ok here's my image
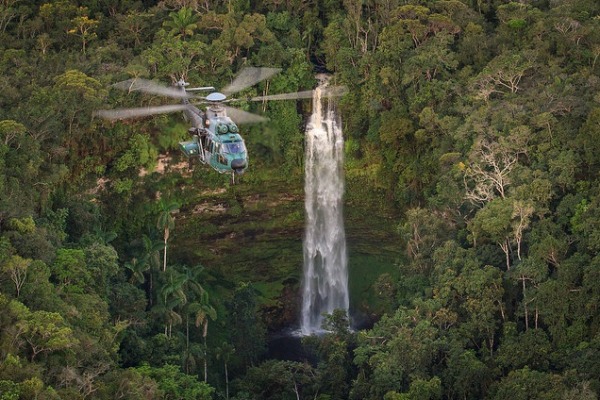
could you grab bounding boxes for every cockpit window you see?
[223,141,246,154]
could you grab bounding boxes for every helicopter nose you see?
[231,159,246,170]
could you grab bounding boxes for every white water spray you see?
[300,80,348,335]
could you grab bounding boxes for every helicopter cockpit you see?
[223,141,246,154]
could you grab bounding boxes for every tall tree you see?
[163,7,199,39]
[156,200,179,272]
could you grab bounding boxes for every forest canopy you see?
[1,0,600,399]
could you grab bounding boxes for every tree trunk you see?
[225,361,229,400]
[500,239,511,270]
[185,314,190,373]
[293,379,300,400]
[163,227,169,271]
[522,276,529,330]
[203,321,208,382]
[163,242,167,271]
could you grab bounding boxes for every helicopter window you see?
[223,141,246,154]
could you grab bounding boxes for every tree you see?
[111,368,160,400]
[125,257,149,286]
[472,52,533,100]
[116,10,154,47]
[399,207,453,275]
[51,248,90,294]
[15,307,78,361]
[136,364,214,400]
[490,367,565,400]
[511,200,534,261]
[495,322,552,372]
[468,198,514,270]
[156,200,179,272]
[1,255,30,298]
[0,0,21,34]
[215,342,235,400]
[84,242,120,298]
[509,258,548,331]
[309,310,355,400]
[384,377,442,400]
[51,69,106,150]
[352,307,440,399]
[0,120,26,147]
[163,7,199,39]
[139,234,164,305]
[442,348,489,400]
[68,9,99,54]
[464,135,525,205]
[191,291,216,382]
[141,29,208,80]
[178,265,215,379]
[240,359,319,400]
[156,269,187,337]
[228,282,266,368]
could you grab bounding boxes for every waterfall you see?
[300,80,348,335]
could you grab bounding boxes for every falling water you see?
[300,80,348,335]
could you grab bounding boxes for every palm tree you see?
[126,234,164,307]
[194,291,217,382]
[215,342,235,400]
[163,7,198,39]
[152,297,184,338]
[157,269,187,337]
[124,257,147,285]
[181,264,205,298]
[141,234,164,305]
[156,200,179,272]
[180,265,206,353]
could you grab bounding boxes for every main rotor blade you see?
[113,78,191,99]
[319,85,349,98]
[250,90,314,101]
[249,86,348,102]
[94,104,190,120]
[186,86,216,92]
[222,67,281,96]
[223,105,268,124]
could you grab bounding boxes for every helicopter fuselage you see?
[176,83,248,177]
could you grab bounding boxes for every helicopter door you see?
[199,136,209,163]
[215,144,227,166]
[207,139,214,159]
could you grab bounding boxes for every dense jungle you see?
[1,0,600,399]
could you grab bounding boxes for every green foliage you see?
[384,376,442,400]
[489,367,566,400]
[239,359,319,400]
[163,7,199,40]
[114,133,158,172]
[136,363,214,400]
[1,0,600,399]
[227,282,267,369]
[51,248,89,294]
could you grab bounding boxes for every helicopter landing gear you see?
[231,169,245,185]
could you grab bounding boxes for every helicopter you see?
[95,67,345,184]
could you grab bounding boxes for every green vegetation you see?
[1,0,600,398]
